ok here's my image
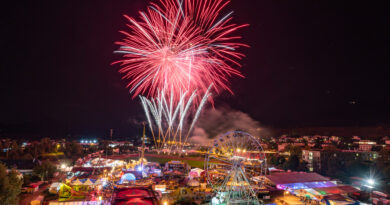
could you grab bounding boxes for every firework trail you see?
[140,86,212,152]
[114,0,248,152]
[113,0,248,104]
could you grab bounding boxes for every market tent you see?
[189,171,199,178]
[94,178,102,185]
[173,170,183,175]
[71,179,83,185]
[322,194,357,205]
[49,182,62,193]
[189,168,204,178]
[83,178,95,186]
[187,179,200,187]
[116,198,155,205]
[119,173,136,184]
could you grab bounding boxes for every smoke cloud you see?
[189,106,271,145]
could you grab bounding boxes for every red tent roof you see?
[115,198,155,205]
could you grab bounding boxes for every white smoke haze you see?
[188,106,271,146]
[188,127,214,146]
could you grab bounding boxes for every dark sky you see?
[0,0,389,138]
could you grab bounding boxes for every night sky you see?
[1,0,389,138]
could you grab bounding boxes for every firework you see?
[113,0,248,103]
[140,87,212,152]
[113,0,248,152]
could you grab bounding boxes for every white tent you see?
[94,178,102,185]
[49,182,61,193]
[71,179,83,185]
[189,168,204,178]
[83,178,94,186]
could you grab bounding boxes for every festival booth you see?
[189,168,204,178]
[164,161,189,174]
[49,182,62,194]
[118,173,136,184]
[187,179,200,187]
[71,179,83,186]
[265,172,337,192]
[70,178,97,192]
[321,194,358,205]
[83,178,95,186]
[113,187,159,205]
[145,162,162,177]
[49,201,105,205]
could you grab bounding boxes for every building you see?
[302,149,379,173]
[277,143,305,152]
[355,140,376,151]
[302,150,321,172]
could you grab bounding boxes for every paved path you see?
[19,173,66,205]
[19,183,49,205]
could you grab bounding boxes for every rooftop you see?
[266,172,330,185]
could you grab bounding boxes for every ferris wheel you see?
[205,131,267,205]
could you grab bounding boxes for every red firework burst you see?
[113,0,248,102]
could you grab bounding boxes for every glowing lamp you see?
[367,178,375,185]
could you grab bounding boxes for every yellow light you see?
[243,149,246,153]
[236,148,241,153]
[98,196,102,201]
[163,201,168,205]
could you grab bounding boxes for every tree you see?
[297,160,308,172]
[283,155,300,171]
[378,148,390,166]
[40,138,54,153]
[382,165,390,180]
[314,138,323,149]
[33,161,57,181]
[0,163,23,205]
[21,153,34,160]
[65,141,83,162]
[8,141,21,160]
[288,146,302,156]
[269,154,286,168]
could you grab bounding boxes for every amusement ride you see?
[205,131,267,205]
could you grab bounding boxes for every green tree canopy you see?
[33,160,57,181]
[0,163,23,205]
